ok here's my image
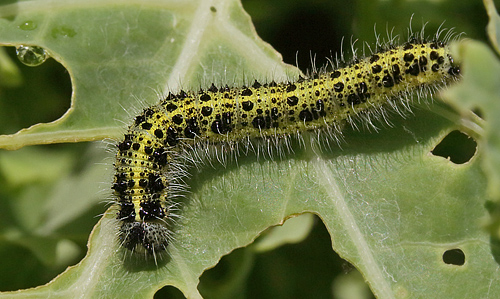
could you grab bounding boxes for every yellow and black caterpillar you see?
[111,34,460,257]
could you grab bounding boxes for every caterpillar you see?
[111,29,461,259]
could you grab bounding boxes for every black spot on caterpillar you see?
[111,29,461,259]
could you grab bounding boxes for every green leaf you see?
[484,0,500,54]
[0,0,298,149]
[0,0,498,298]
[441,40,500,199]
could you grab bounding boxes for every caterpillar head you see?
[119,221,170,256]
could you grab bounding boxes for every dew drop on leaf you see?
[18,21,37,31]
[15,45,49,66]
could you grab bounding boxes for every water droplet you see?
[51,26,76,39]
[16,45,49,66]
[18,21,37,31]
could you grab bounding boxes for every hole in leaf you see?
[191,216,375,298]
[154,285,185,299]
[431,130,477,164]
[442,248,466,266]
[0,46,71,135]
[471,107,483,119]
